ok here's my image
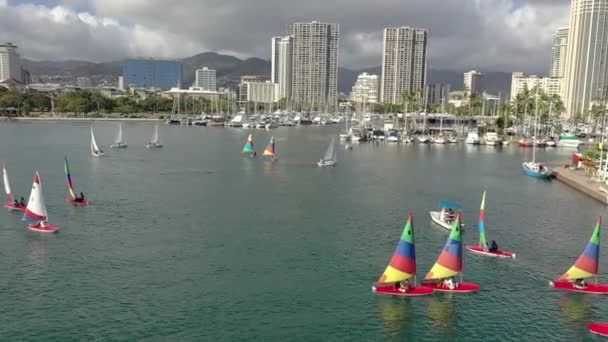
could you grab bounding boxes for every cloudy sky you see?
[0,0,570,72]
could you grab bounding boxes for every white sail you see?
[115,124,123,144]
[91,127,101,155]
[3,163,13,200]
[24,172,47,221]
[323,137,335,161]
[151,124,160,144]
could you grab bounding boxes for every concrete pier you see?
[554,167,608,205]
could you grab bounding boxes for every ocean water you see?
[0,121,605,341]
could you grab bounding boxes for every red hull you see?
[550,280,608,294]
[66,197,89,206]
[4,201,25,211]
[421,282,480,293]
[465,245,515,259]
[372,285,434,296]
[27,223,59,233]
[519,141,533,148]
[589,323,608,336]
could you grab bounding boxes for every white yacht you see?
[465,132,480,145]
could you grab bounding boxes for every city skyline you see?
[0,0,570,73]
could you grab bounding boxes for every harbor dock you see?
[554,167,608,205]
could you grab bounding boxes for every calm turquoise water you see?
[0,122,605,341]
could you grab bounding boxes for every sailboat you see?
[90,127,104,157]
[109,123,128,148]
[522,95,552,179]
[146,124,163,148]
[372,213,434,296]
[549,217,608,293]
[422,213,480,292]
[465,191,515,258]
[589,322,608,337]
[3,163,25,211]
[23,172,59,233]
[242,134,256,157]
[317,137,337,167]
[263,136,278,161]
[64,157,88,206]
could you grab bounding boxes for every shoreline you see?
[3,116,162,122]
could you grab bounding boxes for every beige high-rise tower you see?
[562,0,608,118]
[380,27,428,105]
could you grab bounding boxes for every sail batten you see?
[378,213,417,284]
[559,217,601,280]
[425,213,463,280]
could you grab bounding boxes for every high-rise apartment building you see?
[425,83,451,105]
[122,58,184,90]
[289,21,339,109]
[551,27,569,78]
[271,37,282,84]
[380,27,428,104]
[510,72,562,101]
[0,43,22,82]
[195,67,216,91]
[274,36,293,101]
[349,73,379,103]
[562,0,608,118]
[463,70,483,97]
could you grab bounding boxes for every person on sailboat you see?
[272,154,279,162]
[76,192,85,202]
[574,278,587,289]
[13,198,19,207]
[443,277,456,290]
[19,197,25,206]
[489,240,499,252]
[250,151,257,158]
[396,280,410,293]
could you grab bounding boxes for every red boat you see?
[23,172,60,233]
[421,282,480,293]
[66,197,89,206]
[27,222,59,233]
[4,201,25,211]
[589,323,608,336]
[373,284,434,296]
[465,191,515,259]
[519,139,533,148]
[64,157,90,206]
[465,246,515,259]
[3,163,25,211]
[549,280,608,294]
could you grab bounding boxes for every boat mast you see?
[532,93,539,164]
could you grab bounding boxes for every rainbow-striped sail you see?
[559,217,601,280]
[242,134,254,153]
[263,136,276,156]
[478,191,488,249]
[64,157,76,200]
[425,213,463,280]
[378,213,417,284]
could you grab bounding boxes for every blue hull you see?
[522,167,553,179]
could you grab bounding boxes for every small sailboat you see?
[429,201,465,230]
[146,124,163,148]
[372,213,434,296]
[522,95,552,179]
[242,134,256,157]
[465,191,515,258]
[3,162,25,211]
[589,322,608,336]
[549,217,608,293]
[23,172,59,233]
[91,127,104,157]
[263,136,278,161]
[64,157,89,206]
[109,123,128,148]
[317,137,337,167]
[422,213,480,292]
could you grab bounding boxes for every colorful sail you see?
[559,217,601,280]
[263,136,276,156]
[3,162,14,201]
[425,213,463,280]
[23,172,48,222]
[378,213,416,283]
[242,134,254,153]
[478,191,487,248]
[64,157,76,199]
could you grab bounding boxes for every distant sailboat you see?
[64,157,89,206]
[263,136,278,161]
[242,134,256,157]
[110,123,128,148]
[3,162,25,211]
[91,127,104,157]
[318,137,337,167]
[23,172,59,233]
[146,124,163,148]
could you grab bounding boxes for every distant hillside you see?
[22,52,512,95]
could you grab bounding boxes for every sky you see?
[0,0,571,73]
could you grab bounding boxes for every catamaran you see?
[465,191,515,258]
[3,162,25,211]
[109,123,128,148]
[91,127,104,157]
[429,201,465,230]
[263,136,278,161]
[372,213,434,296]
[549,217,608,294]
[318,137,337,167]
[146,124,163,148]
[242,134,256,157]
[422,213,480,292]
[64,157,88,206]
[23,172,59,233]
[522,95,552,179]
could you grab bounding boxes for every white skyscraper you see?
[380,27,428,105]
[562,0,608,118]
[195,67,216,91]
[510,72,562,101]
[463,70,483,97]
[0,43,22,82]
[350,73,379,103]
[271,37,282,84]
[289,21,339,109]
[276,36,293,101]
[550,27,569,78]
